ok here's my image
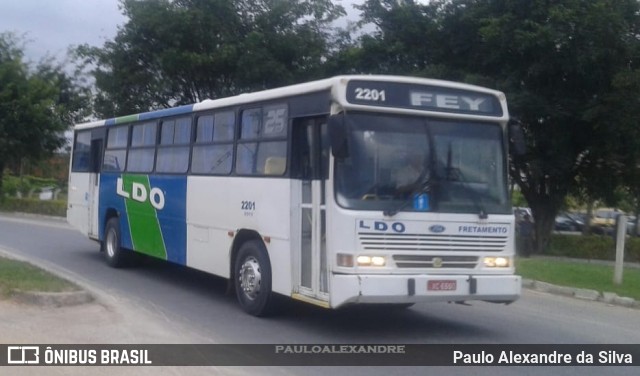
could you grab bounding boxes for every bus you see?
[67,75,521,316]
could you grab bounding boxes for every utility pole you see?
[613,215,626,285]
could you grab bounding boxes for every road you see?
[0,213,638,375]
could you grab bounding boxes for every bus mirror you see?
[328,114,349,159]
[509,120,526,157]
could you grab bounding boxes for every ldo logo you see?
[8,346,40,364]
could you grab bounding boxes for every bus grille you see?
[392,255,478,269]
[358,232,507,252]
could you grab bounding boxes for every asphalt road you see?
[0,213,638,375]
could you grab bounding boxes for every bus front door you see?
[294,117,329,303]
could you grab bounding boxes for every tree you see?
[595,68,640,233]
[330,0,445,76]
[482,0,640,250]
[350,0,640,252]
[76,0,345,118]
[0,33,89,198]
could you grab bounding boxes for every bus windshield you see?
[334,113,510,215]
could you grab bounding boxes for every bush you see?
[547,234,640,263]
[2,176,30,197]
[0,198,66,217]
[2,174,61,198]
[624,238,640,263]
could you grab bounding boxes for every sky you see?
[0,0,127,64]
[0,0,372,65]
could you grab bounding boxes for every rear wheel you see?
[102,217,128,268]
[234,240,274,316]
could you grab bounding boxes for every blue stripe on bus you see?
[139,105,195,121]
[98,174,133,249]
[149,175,188,265]
[98,173,188,265]
[104,104,195,126]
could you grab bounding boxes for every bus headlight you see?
[371,256,386,266]
[337,254,387,267]
[356,255,386,267]
[483,257,510,268]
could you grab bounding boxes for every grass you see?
[0,256,79,298]
[516,257,640,301]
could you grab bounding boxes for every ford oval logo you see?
[429,225,446,233]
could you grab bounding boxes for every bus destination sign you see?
[345,80,503,117]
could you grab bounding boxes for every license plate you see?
[428,280,457,291]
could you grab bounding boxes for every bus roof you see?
[73,75,507,130]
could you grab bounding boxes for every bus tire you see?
[102,217,128,268]
[234,240,274,316]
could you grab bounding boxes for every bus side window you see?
[192,112,234,175]
[128,122,156,173]
[236,105,288,176]
[157,117,190,173]
[103,126,129,172]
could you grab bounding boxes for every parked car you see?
[554,212,584,232]
[627,216,637,236]
[589,208,622,234]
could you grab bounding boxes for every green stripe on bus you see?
[115,114,139,124]
[122,175,167,259]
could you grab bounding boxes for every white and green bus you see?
[68,75,521,316]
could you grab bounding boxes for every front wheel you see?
[102,217,128,268]
[234,240,274,316]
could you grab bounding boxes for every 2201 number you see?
[241,201,256,211]
[354,88,386,102]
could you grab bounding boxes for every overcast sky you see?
[0,0,373,65]
[0,0,126,63]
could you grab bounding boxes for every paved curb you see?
[523,278,639,309]
[11,289,94,307]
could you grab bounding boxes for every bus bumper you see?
[330,274,521,308]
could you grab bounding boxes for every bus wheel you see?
[234,240,273,316]
[102,217,127,268]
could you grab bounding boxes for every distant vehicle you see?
[554,212,584,232]
[626,216,637,236]
[590,208,623,235]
